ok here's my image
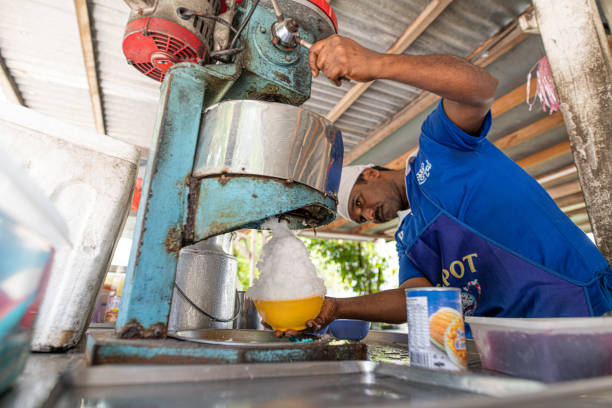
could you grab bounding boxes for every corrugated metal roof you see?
[0,0,160,148]
[0,0,94,129]
[0,0,532,152]
[302,0,532,150]
[89,0,160,148]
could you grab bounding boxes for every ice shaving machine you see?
[113,0,343,341]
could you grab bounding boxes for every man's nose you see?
[363,207,375,221]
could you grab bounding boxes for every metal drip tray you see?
[170,329,330,347]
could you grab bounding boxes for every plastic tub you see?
[466,316,612,382]
[0,103,139,351]
[329,319,370,341]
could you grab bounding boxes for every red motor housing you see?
[122,0,221,82]
[123,17,207,82]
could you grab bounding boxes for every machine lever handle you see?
[297,37,349,84]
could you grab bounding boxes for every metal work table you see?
[2,331,612,408]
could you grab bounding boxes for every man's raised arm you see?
[308,35,498,135]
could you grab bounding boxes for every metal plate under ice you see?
[170,329,331,347]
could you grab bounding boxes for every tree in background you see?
[303,238,396,295]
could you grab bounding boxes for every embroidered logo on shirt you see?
[462,279,482,317]
[416,160,432,185]
[397,231,404,241]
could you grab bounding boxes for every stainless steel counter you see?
[3,331,612,408]
[0,352,85,408]
[50,360,543,408]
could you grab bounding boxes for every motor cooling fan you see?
[122,0,223,82]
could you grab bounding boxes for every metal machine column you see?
[117,67,206,338]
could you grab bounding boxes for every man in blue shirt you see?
[273,35,612,337]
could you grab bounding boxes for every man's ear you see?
[361,168,380,181]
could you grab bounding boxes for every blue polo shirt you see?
[395,101,611,317]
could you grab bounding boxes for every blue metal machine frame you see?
[91,0,343,363]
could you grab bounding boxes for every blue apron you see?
[399,163,612,319]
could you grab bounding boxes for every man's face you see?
[347,168,404,224]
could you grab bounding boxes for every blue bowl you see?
[329,319,370,341]
[312,325,329,336]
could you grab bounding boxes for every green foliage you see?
[235,255,251,291]
[232,231,266,291]
[303,238,392,295]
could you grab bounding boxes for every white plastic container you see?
[467,316,612,382]
[0,103,139,351]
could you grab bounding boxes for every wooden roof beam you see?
[325,0,453,123]
[343,7,532,165]
[577,221,592,234]
[515,140,570,169]
[560,201,586,214]
[0,52,25,106]
[555,192,585,209]
[491,80,537,118]
[536,164,577,188]
[493,112,563,151]
[74,0,106,134]
[565,207,588,218]
[547,180,582,200]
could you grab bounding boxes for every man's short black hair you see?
[355,166,392,184]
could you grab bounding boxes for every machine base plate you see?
[86,329,366,365]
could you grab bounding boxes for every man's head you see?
[337,165,408,224]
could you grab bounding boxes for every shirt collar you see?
[397,209,411,223]
[399,150,417,222]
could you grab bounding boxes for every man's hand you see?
[266,297,339,338]
[308,35,384,86]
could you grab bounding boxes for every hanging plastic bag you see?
[526,56,560,114]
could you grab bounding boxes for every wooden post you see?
[533,0,612,263]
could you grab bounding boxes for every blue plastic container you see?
[329,319,370,341]
[0,152,69,393]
